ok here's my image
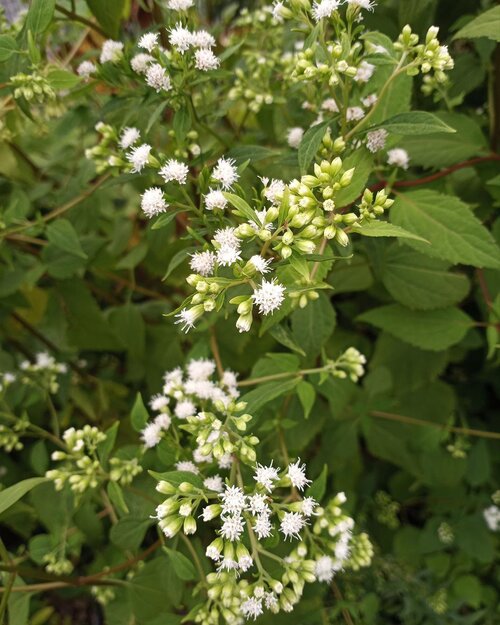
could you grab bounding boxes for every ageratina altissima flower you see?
[77,61,96,80]
[287,127,304,149]
[100,40,124,64]
[141,187,168,218]
[212,157,239,190]
[387,148,410,170]
[160,159,189,184]
[119,127,140,150]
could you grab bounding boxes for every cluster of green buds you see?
[228,53,282,113]
[85,122,122,174]
[437,521,454,545]
[42,551,74,575]
[167,128,201,160]
[428,588,448,615]
[355,188,394,222]
[19,352,68,394]
[395,25,454,86]
[10,70,55,103]
[288,43,358,87]
[374,491,400,530]
[0,414,28,452]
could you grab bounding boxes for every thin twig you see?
[209,327,224,377]
[331,580,355,625]
[54,4,106,37]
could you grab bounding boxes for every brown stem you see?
[331,580,355,625]
[54,4,106,37]
[209,327,224,377]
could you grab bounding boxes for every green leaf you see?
[454,6,500,42]
[46,219,87,259]
[307,465,328,501]
[0,35,18,62]
[130,393,149,432]
[240,378,300,414]
[47,68,81,90]
[374,111,455,135]
[163,547,197,581]
[269,324,306,357]
[116,241,148,270]
[455,515,495,563]
[223,192,258,223]
[107,481,129,515]
[86,0,126,38]
[381,246,470,310]
[452,575,483,608]
[358,304,472,351]
[128,558,175,621]
[110,516,151,550]
[173,107,191,143]
[354,220,429,242]
[391,190,500,269]
[148,470,204,490]
[97,422,119,465]
[227,145,280,164]
[0,478,48,517]
[298,120,331,173]
[25,0,55,35]
[151,209,184,230]
[291,292,336,358]
[297,380,316,419]
[335,149,373,207]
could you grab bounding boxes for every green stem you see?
[237,366,328,387]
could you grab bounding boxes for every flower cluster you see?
[19,351,68,394]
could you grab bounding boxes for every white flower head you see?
[190,250,216,276]
[354,60,375,83]
[212,157,239,189]
[347,0,376,10]
[192,30,216,49]
[346,106,365,121]
[220,485,246,515]
[150,393,169,412]
[154,413,172,430]
[241,597,263,620]
[218,453,233,469]
[484,505,500,531]
[262,178,285,204]
[141,187,167,218]
[138,32,159,53]
[160,159,189,184]
[169,23,194,53]
[175,460,199,474]
[366,128,387,153]
[100,40,124,64]
[312,0,340,21]
[301,496,319,517]
[287,126,304,149]
[146,63,172,92]
[362,93,378,108]
[119,126,140,150]
[315,555,335,582]
[167,0,194,9]
[187,359,216,381]
[141,422,162,448]
[174,399,196,419]
[204,475,224,492]
[322,98,339,113]
[247,493,270,516]
[249,255,272,274]
[254,462,280,492]
[175,306,204,332]
[280,511,306,540]
[127,143,152,172]
[220,514,244,541]
[77,61,96,80]
[253,513,273,539]
[287,459,312,491]
[387,148,410,170]
[204,189,228,211]
[252,279,285,315]
[272,1,286,22]
[131,53,154,74]
[195,48,220,71]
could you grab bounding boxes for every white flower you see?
[287,459,312,491]
[301,496,318,517]
[346,106,365,121]
[220,514,244,541]
[241,597,263,620]
[195,48,220,71]
[146,63,171,92]
[264,593,278,610]
[315,556,335,582]
[141,422,162,448]
[119,126,140,149]
[187,358,215,381]
[169,23,194,53]
[150,393,169,412]
[190,250,216,276]
[238,554,253,572]
[220,485,246,515]
[192,30,216,48]
[175,306,204,332]
[194,446,212,464]
[154,413,172,430]
[175,460,199,474]
[100,40,124,64]
[141,187,167,218]
[213,227,241,267]
[138,32,159,52]
[160,159,189,184]
[362,93,378,107]
[204,189,227,211]
[216,241,240,267]
[335,538,351,561]
[280,512,306,540]
[167,0,194,9]
[247,493,270,516]
[236,316,252,333]
[262,178,285,204]
[218,453,233,469]
[484,505,500,531]
[254,462,280,492]
[214,226,239,248]
[252,279,285,315]
[354,60,375,83]
[346,0,376,9]
[77,61,96,80]
[131,53,154,74]
[366,128,387,153]
[206,543,222,560]
[212,157,239,189]
[253,513,273,540]
[174,399,196,419]
[272,1,286,22]
[287,127,304,149]
[321,98,339,113]
[127,143,152,172]
[249,255,272,274]
[312,0,340,21]
[204,475,224,492]
[387,148,410,170]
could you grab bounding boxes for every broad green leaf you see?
[354,220,429,242]
[152,208,184,230]
[130,392,149,432]
[452,575,483,608]
[307,465,328,501]
[97,422,119,465]
[374,111,455,135]
[455,515,495,563]
[107,481,129,515]
[358,304,472,351]
[335,149,373,207]
[402,113,487,168]
[291,293,336,358]
[46,219,87,259]
[173,107,191,143]
[110,516,151,551]
[381,246,470,310]
[454,6,500,42]
[116,241,148,270]
[297,380,316,419]
[148,470,204,490]
[86,0,126,38]
[391,190,500,269]
[47,68,81,90]
[163,547,197,581]
[223,192,258,223]
[128,558,175,621]
[0,35,17,61]
[0,478,48,517]
[240,379,300,415]
[26,0,55,35]
[298,119,331,173]
[269,324,306,357]
[328,255,373,293]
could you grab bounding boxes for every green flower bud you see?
[183,516,197,535]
